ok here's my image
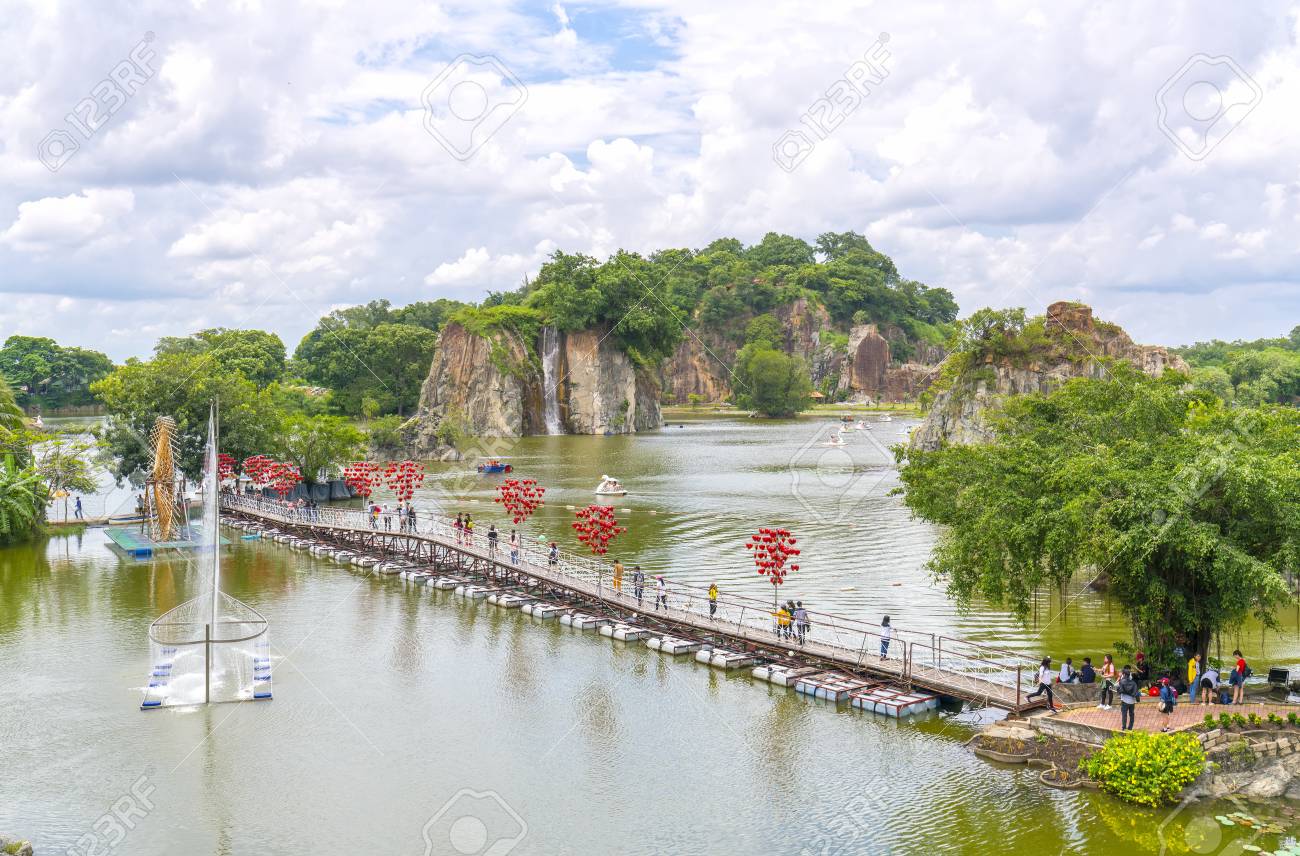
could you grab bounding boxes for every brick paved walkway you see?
[1058,701,1299,734]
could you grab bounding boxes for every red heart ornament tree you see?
[745,527,801,607]
[495,478,545,525]
[383,460,425,502]
[572,505,626,555]
[242,455,275,489]
[266,461,302,499]
[343,461,381,499]
[216,453,237,485]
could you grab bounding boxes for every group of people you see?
[608,559,667,609]
[368,501,419,532]
[771,601,814,645]
[1026,649,1252,732]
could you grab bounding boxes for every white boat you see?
[879,415,893,422]
[854,420,868,431]
[825,432,847,447]
[595,475,628,496]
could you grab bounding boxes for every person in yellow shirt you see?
[777,605,792,640]
[612,559,624,593]
[708,583,718,619]
[1188,652,1201,692]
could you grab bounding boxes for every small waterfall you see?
[541,326,563,434]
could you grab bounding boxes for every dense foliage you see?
[896,366,1300,663]
[154,328,287,388]
[273,413,365,484]
[1079,732,1205,807]
[293,299,454,416]
[0,335,113,409]
[1178,326,1300,405]
[0,376,47,543]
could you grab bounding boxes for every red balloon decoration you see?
[216,453,237,485]
[242,455,275,489]
[266,461,303,499]
[383,460,426,502]
[495,478,545,525]
[745,527,801,603]
[343,461,381,499]
[572,505,626,555]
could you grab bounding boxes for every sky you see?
[0,0,1297,361]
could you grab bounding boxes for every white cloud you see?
[1,188,134,251]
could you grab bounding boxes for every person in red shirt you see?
[1231,649,1247,704]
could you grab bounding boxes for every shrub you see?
[1233,714,1247,727]
[1248,713,1261,726]
[1288,712,1298,726]
[1219,713,1233,729]
[1203,714,1217,729]
[1079,732,1206,808]
[1268,713,1283,725]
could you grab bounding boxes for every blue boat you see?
[476,458,513,474]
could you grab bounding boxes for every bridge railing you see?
[221,495,1029,702]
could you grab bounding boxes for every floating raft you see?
[522,602,566,619]
[560,613,610,631]
[105,525,230,557]
[696,648,759,670]
[487,593,531,609]
[454,584,496,600]
[431,577,465,590]
[599,623,651,641]
[647,636,706,655]
[849,686,940,717]
[794,672,874,702]
[752,665,821,687]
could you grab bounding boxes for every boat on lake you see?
[476,458,513,474]
[595,475,627,496]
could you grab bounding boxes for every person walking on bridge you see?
[487,524,499,558]
[407,505,417,533]
[1025,657,1060,713]
[632,566,645,605]
[879,616,893,661]
[509,529,519,565]
[793,601,808,644]
[612,559,624,593]
[655,575,667,611]
[708,583,718,619]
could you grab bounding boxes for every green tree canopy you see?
[273,413,364,484]
[0,335,114,407]
[91,352,279,480]
[154,328,287,387]
[294,322,438,416]
[734,347,812,417]
[896,366,1300,665]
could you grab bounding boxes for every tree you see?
[895,366,1300,667]
[0,454,46,544]
[35,436,100,521]
[294,322,438,416]
[0,335,113,407]
[0,376,24,433]
[734,347,812,417]
[273,413,365,484]
[154,328,286,387]
[91,352,279,480]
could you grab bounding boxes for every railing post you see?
[937,637,942,670]
[931,633,936,666]
[1016,665,1022,713]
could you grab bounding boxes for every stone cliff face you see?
[910,302,1190,451]
[408,322,661,453]
[658,299,944,404]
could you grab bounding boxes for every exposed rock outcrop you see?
[911,302,1190,450]
[408,322,661,453]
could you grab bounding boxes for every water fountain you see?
[140,404,271,709]
[540,326,563,435]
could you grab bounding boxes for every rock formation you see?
[911,301,1190,450]
[407,322,661,454]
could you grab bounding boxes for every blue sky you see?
[1,1,1298,360]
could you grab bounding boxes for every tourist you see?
[797,601,811,643]
[408,505,417,532]
[453,513,464,544]
[1079,657,1096,684]
[1098,654,1117,710]
[1158,677,1177,732]
[1059,657,1079,683]
[612,558,624,593]
[398,504,407,532]
[1231,649,1248,704]
[74,496,83,520]
[383,504,392,531]
[1200,662,1220,705]
[464,515,475,546]
[1116,666,1139,730]
[1187,652,1201,693]
[1135,651,1151,686]
[548,542,559,566]
[655,575,667,611]
[1026,657,1060,713]
[509,529,519,565]
[776,603,792,639]
[708,582,718,618]
[369,504,378,529]
[487,524,498,558]
[879,615,892,660]
[632,565,644,605]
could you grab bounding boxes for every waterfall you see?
[541,326,563,434]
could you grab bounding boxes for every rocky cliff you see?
[659,299,945,404]
[910,301,1189,450]
[408,322,661,454]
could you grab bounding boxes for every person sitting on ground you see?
[1134,651,1151,687]
[1199,663,1220,705]
[1059,657,1079,684]
[1079,657,1096,684]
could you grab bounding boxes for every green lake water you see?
[5,413,1300,854]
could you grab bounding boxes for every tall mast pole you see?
[210,399,221,628]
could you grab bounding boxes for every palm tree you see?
[0,454,46,543]
[0,376,23,433]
